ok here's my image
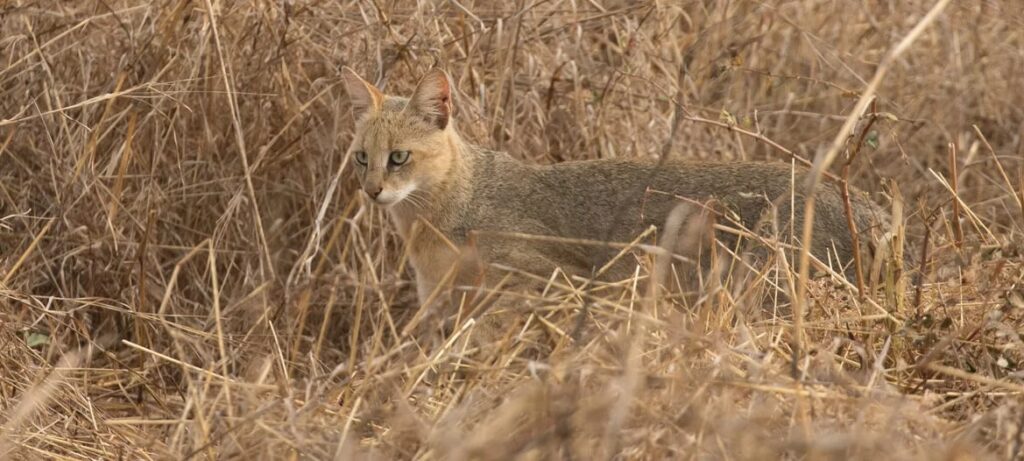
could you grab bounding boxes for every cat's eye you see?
[389,150,410,165]
[354,150,368,166]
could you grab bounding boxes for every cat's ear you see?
[341,67,384,120]
[406,68,453,130]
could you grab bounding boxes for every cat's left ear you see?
[406,68,453,130]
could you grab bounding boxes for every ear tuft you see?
[407,68,454,130]
[341,67,383,120]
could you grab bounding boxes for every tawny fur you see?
[342,68,889,306]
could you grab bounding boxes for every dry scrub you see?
[2,1,1023,459]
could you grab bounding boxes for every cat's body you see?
[341,68,889,306]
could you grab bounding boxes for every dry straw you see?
[2,1,1023,459]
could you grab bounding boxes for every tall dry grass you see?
[2,0,1023,459]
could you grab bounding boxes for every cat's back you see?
[472,154,882,241]
[467,155,797,236]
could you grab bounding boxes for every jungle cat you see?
[341,67,890,306]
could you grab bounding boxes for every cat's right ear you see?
[341,67,383,120]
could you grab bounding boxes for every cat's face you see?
[343,68,454,209]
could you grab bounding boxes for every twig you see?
[913,205,935,314]
[948,142,964,249]
[1,219,54,286]
[840,99,878,299]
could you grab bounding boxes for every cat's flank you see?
[341,67,889,306]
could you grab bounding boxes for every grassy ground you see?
[2,1,1023,459]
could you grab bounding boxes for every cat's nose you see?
[366,185,383,199]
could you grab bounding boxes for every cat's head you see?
[342,67,457,208]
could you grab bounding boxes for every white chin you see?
[373,186,415,207]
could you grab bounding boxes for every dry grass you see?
[2,1,1024,459]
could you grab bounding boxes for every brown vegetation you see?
[2,1,1023,459]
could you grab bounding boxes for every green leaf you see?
[866,130,880,150]
[26,332,49,348]
[719,108,737,127]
